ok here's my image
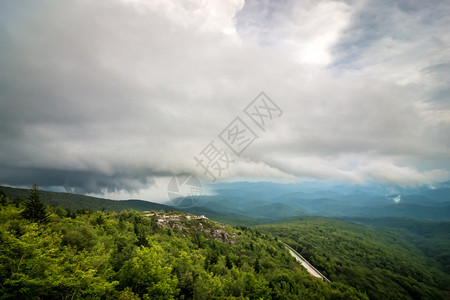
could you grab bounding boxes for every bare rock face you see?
[147,212,236,244]
[212,229,237,244]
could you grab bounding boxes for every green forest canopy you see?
[1,185,449,299]
[0,186,364,299]
[256,216,450,300]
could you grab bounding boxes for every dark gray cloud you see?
[0,166,157,194]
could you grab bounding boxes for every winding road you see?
[284,243,331,283]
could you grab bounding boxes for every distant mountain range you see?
[0,185,260,225]
[196,181,450,222]
[2,180,449,224]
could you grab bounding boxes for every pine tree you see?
[12,196,24,208]
[22,184,49,223]
[0,188,9,206]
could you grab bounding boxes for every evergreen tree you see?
[12,196,24,208]
[22,184,49,223]
[0,188,9,206]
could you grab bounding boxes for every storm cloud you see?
[0,0,449,199]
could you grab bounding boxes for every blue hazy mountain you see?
[3,181,448,223]
[198,181,450,221]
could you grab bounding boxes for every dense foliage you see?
[0,188,365,299]
[257,216,450,300]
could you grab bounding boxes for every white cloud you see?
[236,0,354,65]
[122,0,245,35]
[361,160,449,185]
[0,0,449,201]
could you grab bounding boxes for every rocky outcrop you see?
[145,212,236,244]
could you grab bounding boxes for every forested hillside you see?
[0,187,364,299]
[2,186,449,299]
[0,186,261,226]
[0,185,175,213]
[257,217,450,300]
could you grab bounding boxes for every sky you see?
[0,0,449,202]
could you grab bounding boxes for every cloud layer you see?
[0,0,449,199]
